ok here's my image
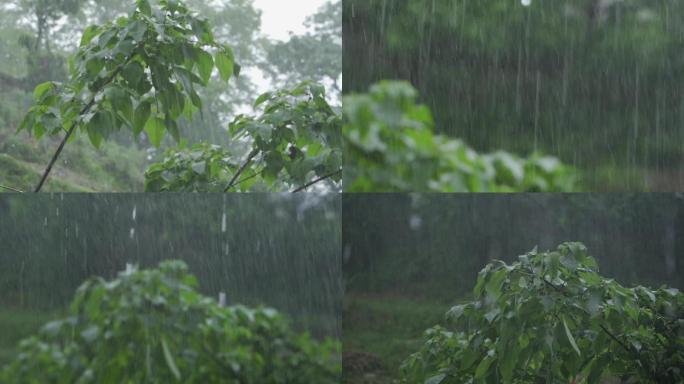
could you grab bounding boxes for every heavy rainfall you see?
[0,193,342,381]
[343,194,684,383]
[0,0,341,193]
[343,0,684,192]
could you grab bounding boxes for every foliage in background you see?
[401,243,684,383]
[145,81,342,192]
[0,0,341,192]
[261,0,341,97]
[0,194,341,338]
[0,260,340,383]
[17,0,239,190]
[343,0,684,191]
[343,81,576,192]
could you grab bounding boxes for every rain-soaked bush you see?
[144,82,342,192]
[343,81,577,192]
[401,242,684,383]
[0,260,340,383]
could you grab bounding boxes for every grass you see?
[0,307,64,366]
[0,130,147,192]
[342,292,452,384]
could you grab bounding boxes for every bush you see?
[144,82,342,192]
[343,81,577,192]
[401,242,684,383]
[1,260,340,383]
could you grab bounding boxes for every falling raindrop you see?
[132,205,137,221]
[521,0,531,6]
[129,227,135,239]
[221,212,227,233]
[409,214,423,230]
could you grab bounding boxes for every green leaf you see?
[88,128,103,149]
[122,61,145,90]
[80,25,100,47]
[474,354,494,380]
[215,48,234,82]
[85,111,113,149]
[145,117,166,148]
[33,82,53,101]
[161,336,181,381]
[191,161,206,175]
[425,374,446,384]
[86,58,106,77]
[563,317,581,357]
[195,49,213,85]
[137,0,152,16]
[165,116,180,143]
[105,86,133,123]
[133,101,151,136]
[254,92,271,107]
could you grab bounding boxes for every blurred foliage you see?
[1,260,341,383]
[19,0,238,151]
[343,0,684,190]
[145,82,342,192]
[402,243,684,383]
[0,0,340,192]
[0,193,341,337]
[343,194,684,299]
[343,81,576,192]
[261,1,341,97]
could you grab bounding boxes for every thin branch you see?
[34,51,138,192]
[233,170,262,187]
[0,184,24,193]
[223,148,258,192]
[598,324,631,354]
[291,169,342,193]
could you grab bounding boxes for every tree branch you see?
[223,148,259,192]
[291,169,341,193]
[598,324,631,354]
[34,52,137,192]
[0,184,24,193]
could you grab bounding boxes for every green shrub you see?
[144,82,342,192]
[401,242,684,383]
[343,81,577,192]
[1,260,340,383]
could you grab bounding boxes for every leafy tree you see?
[0,260,341,383]
[144,81,342,192]
[401,242,684,383]
[260,0,341,97]
[0,0,86,91]
[344,81,576,192]
[17,0,239,191]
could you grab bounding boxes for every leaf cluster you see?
[401,242,684,384]
[0,260,340,383]
[18,0,238,148]
[343,81,577,192]
[145,81,342,192]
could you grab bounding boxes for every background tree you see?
[343,0,684,191]
[260,0,341,98]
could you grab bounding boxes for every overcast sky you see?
[247,0,333,96]
[252,0,328,41]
